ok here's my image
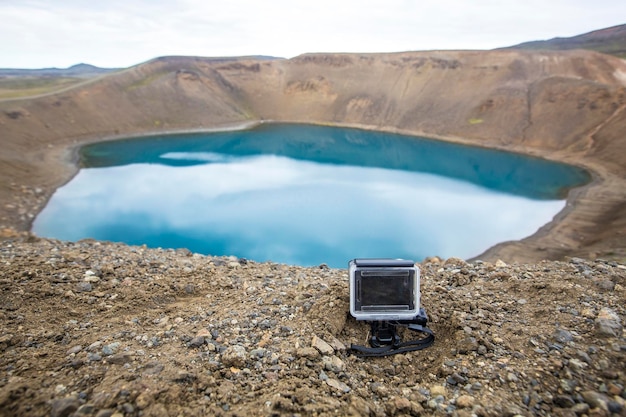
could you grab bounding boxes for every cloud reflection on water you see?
[33,154,564,266]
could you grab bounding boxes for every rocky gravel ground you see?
[0,236,624,417]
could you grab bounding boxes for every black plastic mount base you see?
[350,308,434,357]
[368,307,429,348]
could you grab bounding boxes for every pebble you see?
[106,353,133,365]
[322,355,345,372]
[554,395,575,408]
[311,335,334,355]
[188,336,205,348]
[457,337,479,353]
[326,378,350,393]
[392,396,412,412]
[296,347,319,359]
[595,307,622,337]
[456,394,475,408]
[66,345,82,355]
[221,345,247,368]
[75,282,93,292]
[582,390,610,409]
[553,329,574,343]
[50,397,79,417]
[571,403,590,415]
[102,342,120,356]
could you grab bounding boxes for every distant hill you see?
[0,63,120,78]
[0,63,122,100]
[505,24,626,58]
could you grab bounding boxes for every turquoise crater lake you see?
[33,124,590,267]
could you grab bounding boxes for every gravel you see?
[0,237,624,416]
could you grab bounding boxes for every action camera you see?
[348,258,434,356]
[349,258,420,321]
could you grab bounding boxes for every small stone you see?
[560,379,577,393]
[66,345,82,355]
[492,336,504,344]
[554,395,576,408]
[312,335,334,355]
[50,397,80,417]
[322,355,345,373]
[568,358,586,372]
[87,353,102,362]
[326,378,350,393]
[595,308,622,337]
[392,396,412,411]
[106,353,133,365]
[195,328,212,339]
[430,385,446,397]
[503,403,524,416]
[221,345,247,368]
[84,275,100,283]
[102,342,120,356]
[596,280,615,291]
[554,329,574,343]
[76,404,96,415]
[582,391,609,410]
[495,259,507,268]
[571,403,590,415]
[447,373,467,385]
[188,336,205,348]
[458,337,479,354]
[296,347,319,359]
[155,316,170,327]
[141,362,164,375]
[76,282,93,293]
[135,392,153,410]
[602,370,619,379]
[350,396,372,416]
[249,348,267,359]
[327,335,347,352]
[456,394,475,408]
[607,382,623,396]
[608,400,623,414]
[576,350,592,363]
[506,372,518,383]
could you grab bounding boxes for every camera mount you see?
[348,259,435,357]
[350,308,435,357]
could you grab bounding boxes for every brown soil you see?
[0,237,624,417]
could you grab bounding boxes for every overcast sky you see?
[2,0,624,69]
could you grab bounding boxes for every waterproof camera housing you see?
[349,258,420,321]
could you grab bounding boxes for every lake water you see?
[33,124,591,267]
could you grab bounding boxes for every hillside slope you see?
[0,238,624,417]
[0,50,625,262]
[505,24,626,59]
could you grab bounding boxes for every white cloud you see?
[1,0,625,68]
